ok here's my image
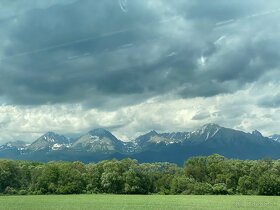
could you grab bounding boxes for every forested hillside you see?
[1,154,280,196]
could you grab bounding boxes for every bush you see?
[258,172,280,195]
[237,175,257,195]
[4,187,17,195]
[181,182,213,195]
[19,190,28,195]
[212,183,228,195]
[171,176,195,194]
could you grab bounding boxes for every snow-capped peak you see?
[195,123,221,140]
[27,131,71,151]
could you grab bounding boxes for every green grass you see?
[0,195,280,210]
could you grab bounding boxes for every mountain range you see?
[1,123,280,165]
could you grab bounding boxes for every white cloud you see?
[1,82,280,143]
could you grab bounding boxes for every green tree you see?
[237,175,257,195]
[258,171,280,195]
[0,160,20,193]
[184,156,207,182]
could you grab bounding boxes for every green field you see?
[0,195,280,210]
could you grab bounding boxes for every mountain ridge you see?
[1,123,280,165]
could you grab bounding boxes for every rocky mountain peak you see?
[88,128,113,138]
[252,130,263,138]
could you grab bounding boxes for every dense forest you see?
[1,154,280,196]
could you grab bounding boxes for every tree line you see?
[1,154,280,195]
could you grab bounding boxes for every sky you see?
[0,0,280,142]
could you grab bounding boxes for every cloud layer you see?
[0,0,280,142]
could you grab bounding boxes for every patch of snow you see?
[206,132,210,140]
[211,128,220,137]
[52,144,63,150]
[89,135,101,143]
[269,135,280,142]
[48,138,55,143]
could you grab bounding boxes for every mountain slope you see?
[27,132,71,151]
[269,134,280,142]
[72,128,124,153]
[0,140,28,151]
[1,124,280,165]
[128,124,280,164]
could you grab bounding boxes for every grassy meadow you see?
[0,195,280,210]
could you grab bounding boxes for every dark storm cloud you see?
[258,94,280,108]
[0,0,280,108]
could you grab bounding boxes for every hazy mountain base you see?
[1,144,279,166]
